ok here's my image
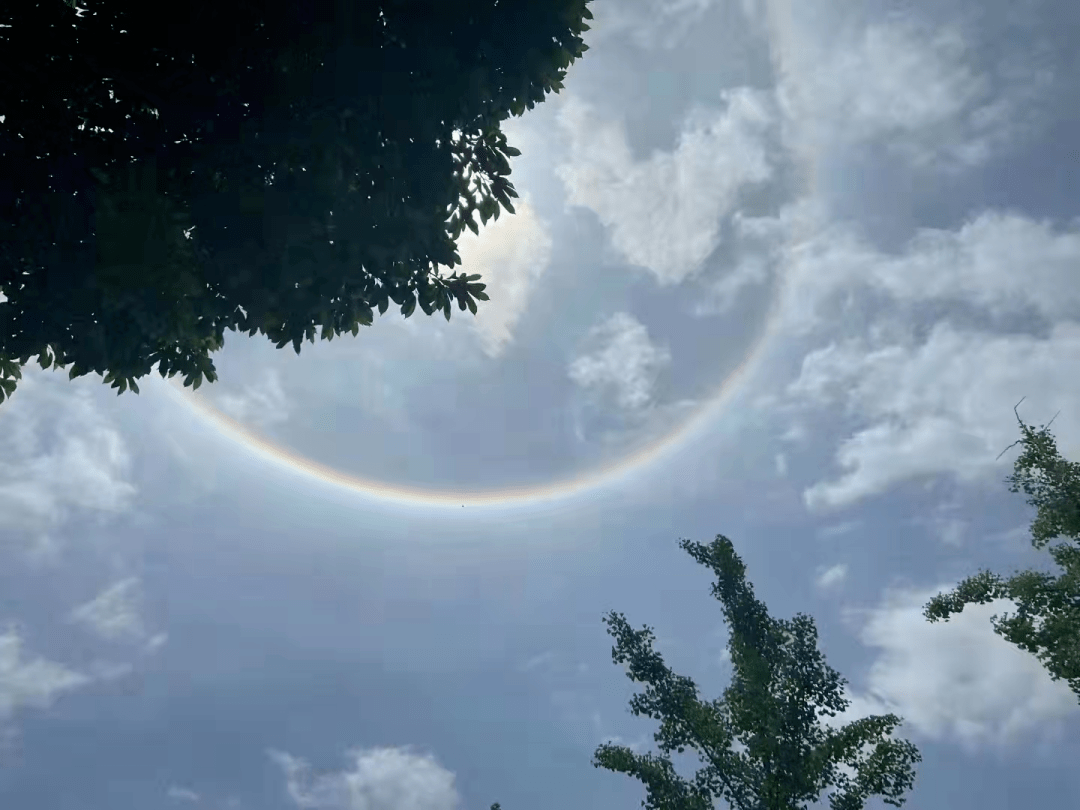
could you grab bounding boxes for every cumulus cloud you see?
[814,563,848,591]
[776,13,1050,169]
[692,206,808,317]
[695,254,771,316]
[864,212,1080,322]
[568,312,672,412]
[0,628,91,721]
[0,375,136,561]
[765,204,1080,511]
[789,321,1080,511]
[452,194,553,358]
[269,747,460,810]
[68,577,162,650]
[555,88,774,285]
[838,585,1078,754]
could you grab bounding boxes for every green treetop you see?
[924,399,1080,700]
[593,535,922,810]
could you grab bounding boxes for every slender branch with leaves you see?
[924,399,1080,699]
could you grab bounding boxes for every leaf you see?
[466,214,479,235]
[479,197,498,226]
[466,295,477,315]
[502,145,521,158]
[129,378,140,394]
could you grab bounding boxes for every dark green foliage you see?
[594,536,921,810]
[924,399,1080,699]
[0,0,594,401]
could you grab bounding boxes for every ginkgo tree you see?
[592,535,922,810]
[924,399,1080,700]
[0,0,594,402]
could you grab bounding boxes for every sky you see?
[1,0,1080,808]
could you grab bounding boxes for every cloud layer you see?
[556,88,774,285]
[270,747,461,810]
[841,586,1078,754]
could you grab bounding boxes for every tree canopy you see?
[924,399,1080,700]
[593,535,922,810]
[0,0,593,402]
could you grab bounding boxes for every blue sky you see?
[2,0,1080,808]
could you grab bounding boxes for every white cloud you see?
[68,577,167,656]
[68,577,146,643]
[815,563,848,591]
[867,212,1080,322]
[788,321,1080,511]
[916,502,969,548]
[695,254,771,316]
[761,203,1080,511]
[568,312,672,412]
[692,205,812,317]
[85,660,134,681]
[452,194,553,358]
[269,747,460,810]
[768,209,1080,339]
[0,376,136,560]
[774,452,788,477]
[0,629,91,720]
[932,517,968,548]
[214,367,291,429]
[144,632,169,654]
[840,585,1078,754]
[776,14,1049,169]
[167,786,201,803]
[556,88,773,285]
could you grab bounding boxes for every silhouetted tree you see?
[0,0,593,401]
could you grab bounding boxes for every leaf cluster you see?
[593,535,921,810]
[0,0,594,402]
[924,399,1080,699]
